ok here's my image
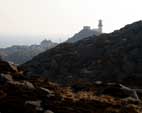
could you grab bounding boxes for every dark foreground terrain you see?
[0,60,142,113]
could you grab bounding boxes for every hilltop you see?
[67,20,102,43]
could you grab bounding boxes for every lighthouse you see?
[98,19,103,33]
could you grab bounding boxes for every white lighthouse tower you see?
[98,19,103,33]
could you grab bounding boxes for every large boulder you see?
[0,60,23,78]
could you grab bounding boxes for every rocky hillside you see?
[0,60,142,113]
[21,21,142,85]
[0,40,57,64]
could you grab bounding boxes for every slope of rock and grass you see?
[22,21,142,86]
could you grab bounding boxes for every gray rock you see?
[44,110,54,113]
[25,100,43,111]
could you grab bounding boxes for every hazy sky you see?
[0,0,142,47]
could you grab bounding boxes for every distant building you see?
[40,39,52,48]
[83,26,91,30]
[67,20,103,43]
[40,39,57,49]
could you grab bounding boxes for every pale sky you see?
[0,0,142,47]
